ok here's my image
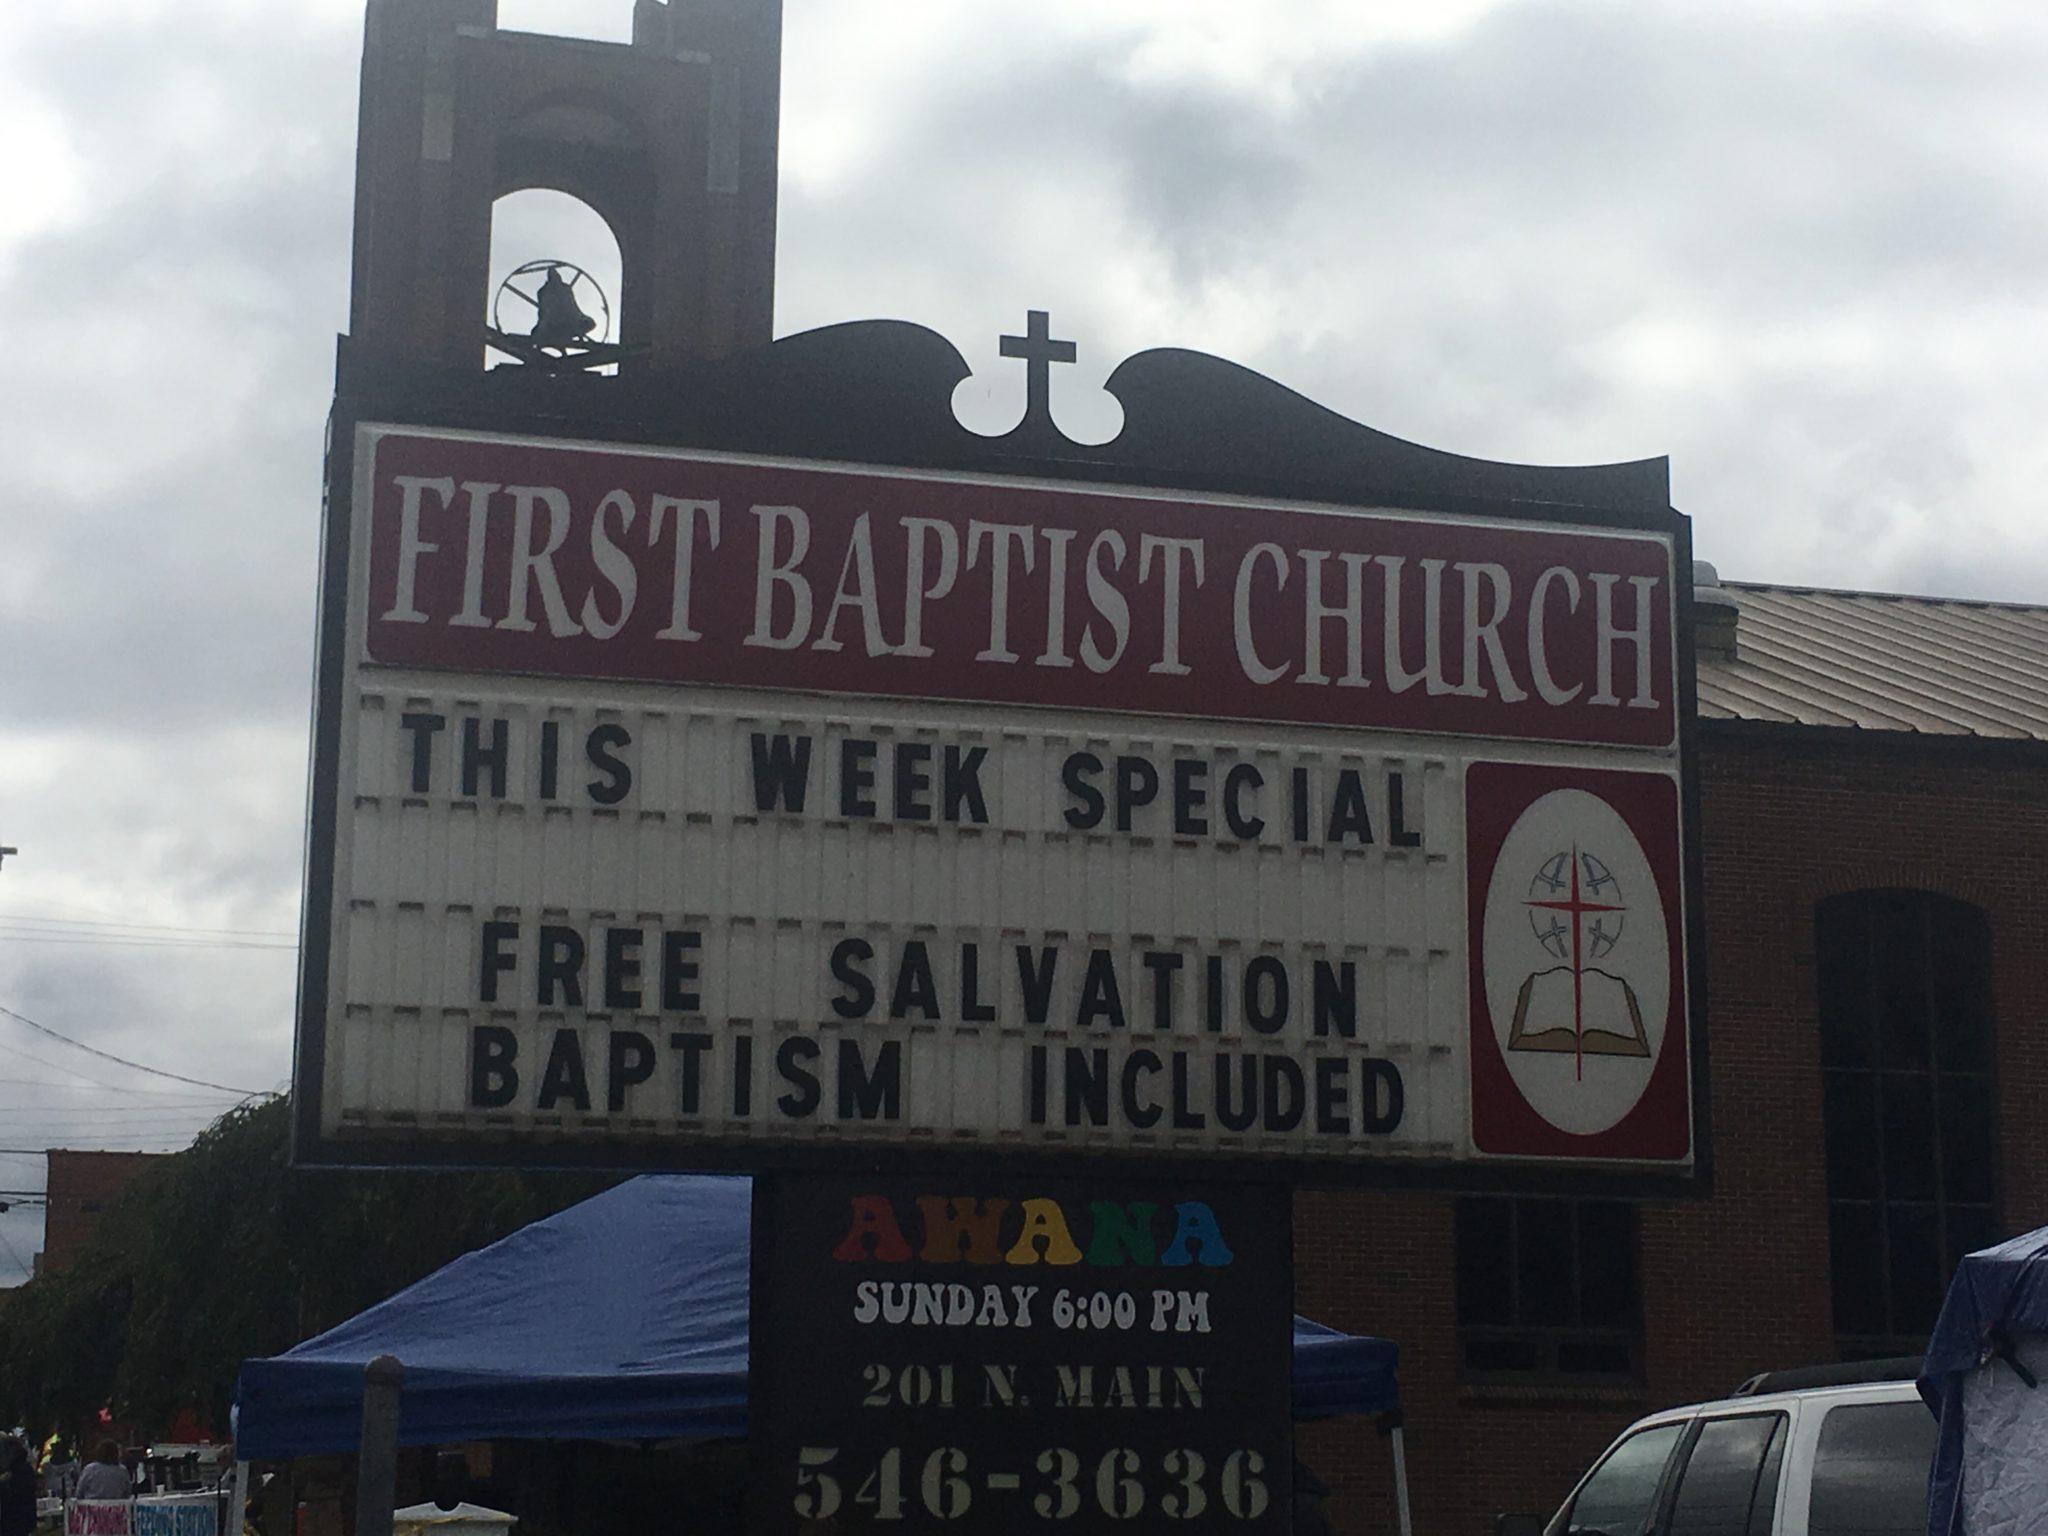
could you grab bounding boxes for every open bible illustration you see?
[1506,967,1652,1057]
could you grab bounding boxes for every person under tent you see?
[74,1442,133,1501]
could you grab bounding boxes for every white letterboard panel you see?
[296,423,1699,1175]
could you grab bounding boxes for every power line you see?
[0,1121,236,1131]
[0,1035,231,1098]
[0,1146,180,1156]
[0,1097,253,1105]
[0,1076,241,1099]
[0,1035,181,1096]
[0,1113,240,1125]
[0,932,295,952]
[0,1005,267,1096]
[0,913,295,941]
[0,1122,239,1130]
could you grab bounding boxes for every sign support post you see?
[353,1356,402,1536]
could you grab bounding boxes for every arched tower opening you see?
[346,0,781,374]
[486,189,627,370]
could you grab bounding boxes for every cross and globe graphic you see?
[1483,784,1665,1139]
[1522,846,1628,1079]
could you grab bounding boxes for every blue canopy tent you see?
[1919,1225,2048,1536]
[236,1178,1404,1511]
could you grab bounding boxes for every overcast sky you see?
[2,0,2045,1278]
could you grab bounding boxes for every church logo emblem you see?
[1467,763,1691,1159]
[1507,845,1652,1061]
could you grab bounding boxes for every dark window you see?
[1456,1197,1639,1381]
[1805,1401,1936,1533]
[1816,891,2000,1357]
[1565,1422,1683,1534]
[1667,1414,1786,1536]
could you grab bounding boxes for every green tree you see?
[0,1099,618,1439]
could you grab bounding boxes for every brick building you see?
[39,1149,162,1274]
[1298,576,2048,1533]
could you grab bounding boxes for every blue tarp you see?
[1919,1224,2048,1536]
[234,1175,1399,1459]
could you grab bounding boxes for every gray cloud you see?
[3,0,2047,1268]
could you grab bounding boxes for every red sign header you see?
[361,429,1677,747]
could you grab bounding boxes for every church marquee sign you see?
[294,322,1703,1183]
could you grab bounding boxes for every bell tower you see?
[345,0,781,373]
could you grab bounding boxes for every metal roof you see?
[1696,583,2048,740]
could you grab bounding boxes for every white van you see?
[1498,1363,1936,1536]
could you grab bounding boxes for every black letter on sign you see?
[1360,1059,1406,1133]
[537,1028,591,1112]
[1223,763,1265,838]
[671,1036,720,1122]
[469,1025,519,1108]
[1243,955,1289,1035]
[830,938,876,1019]
[840,739,878,817]
[1214,1054,1257,1132]
[1388,771,1422,848]
[890,940,940,1020]
[1017,947,1059,1024]
[539,926,585,1007]
[662,931,702,1011]
[1314,1055,1350,1134]
[586,724,633,805]
[670,1032,713,1115]
[944,745,989,823]
[1062,752,1105,830]
[1064,1047,1110,1127]
[838,1038,902,1120]
[461,717,508,799]
[1327,768,1375,845]
[750,733,812,812]
[1115,755,1159,832]
[1121,1049,1163,1129]
[1172,1051,1207,1130]
[893,741,933,821]
[603,927,643,1011]
[539,719,560,800]
[480,920,519,1003]
[1078,949,1127,1029]
[1142,950,1182,1031]
[1261,1053,1305,1131]
[399,712,445,794]
[732,1034,753,1117]
[775,1037,821,1118]
[1172,758,1209,836]
[960,943,997,1022]
[607,1030,656,1112]
[1312,960,1357,1039]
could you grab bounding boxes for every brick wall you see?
[41,1149,162,1273]
[1294,726,2048,1535]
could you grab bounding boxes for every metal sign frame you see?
[293,323,1709,1195]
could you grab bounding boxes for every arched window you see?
[486,189,625,369]
[1816,890,1998,1358]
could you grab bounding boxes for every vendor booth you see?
[1919,1224,2048,1536]
[235,1177,1407,1522]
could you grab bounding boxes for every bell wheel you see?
[492,259,613,347]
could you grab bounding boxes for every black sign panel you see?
[750,1174,1293,1536]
